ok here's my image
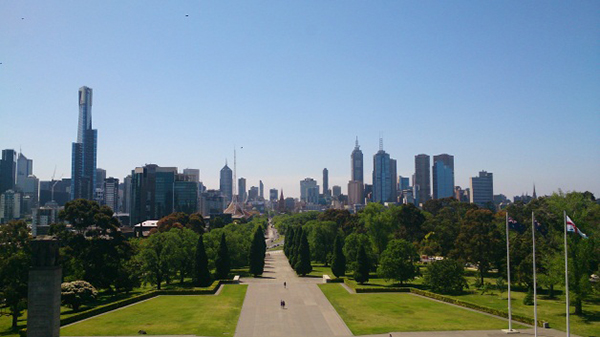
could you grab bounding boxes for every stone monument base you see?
[27,266,61,337]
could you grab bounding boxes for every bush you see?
[61,280,98,311]
[423,258,467,295]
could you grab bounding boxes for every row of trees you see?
[0,200,269,328]
[275,192,599,314]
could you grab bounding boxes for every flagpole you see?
[564,211,570,337]
[505,212,514,332]
[532,212,538,337]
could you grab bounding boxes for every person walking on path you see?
[283,281,286,288]
[282,300,286,309]
[280,300,283,308]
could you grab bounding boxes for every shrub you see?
[61,280,98,311]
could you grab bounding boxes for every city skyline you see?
[1,1,599,199]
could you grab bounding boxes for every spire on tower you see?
[379,136,383,151]
[532,184,537,199]
[354,136,359,150]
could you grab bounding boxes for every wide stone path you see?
[234,250,352,337]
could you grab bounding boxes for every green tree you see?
[249,225,266,276]
[0,220,30,328]
[354,243,371,284]
[61,280,98,311]
[330,234,346,278]
[167,228,198,283]
[291,226,304,268]
[360,202,394,256]
[453,209,504,284]
[538,250,563,299]
[377,239,418,285]
[284,226,296,258]
[194,233,212,287]
[423,258,467,295]
[306,220,337,265]
[568,236,595,315]
[343,232,374,272]
[139,232,177,289]
[215,233,231,279]
[294,230,312,276]
[390,204,426,243]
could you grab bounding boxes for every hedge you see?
[19,280,224,336]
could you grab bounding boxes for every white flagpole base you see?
[502,329,520,334]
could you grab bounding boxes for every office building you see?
[300,178,319,203]
[130,164,177,226]
[220,163,233,201]
[15,151,38,213]
[372,141,397,203]
[103,177,119,213]
[71,86,98,201]
[199,190,226,216]
[248,186,259,201]
[183,168,200,183]
[432,154,454,199]
[414,154,431,205]
[238,177,247,202]
[348,180,364,205]
[96,168,106,190]
[174,173,199,214]
[122,175,132,214]
[399,176,410,192]
[332,185,342,198]
[39,178,71,206]
[470,171,493,207]
[269,188,278,202]
[32,202,60,236]
[0,149,16,195]
[351,137,363,182]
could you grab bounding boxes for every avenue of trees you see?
[275,191,600,314]
[0,201,269,328]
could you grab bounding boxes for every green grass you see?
[61,285,247,336]
[445,287,600,337]
[319,284,526,335]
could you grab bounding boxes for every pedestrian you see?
[280,300,283,308]
[282,300,286,308]
[284,281,286,288]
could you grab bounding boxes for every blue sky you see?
[1,1,599,199]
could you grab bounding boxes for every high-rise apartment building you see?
[351,137,363,182]
[332,185,342,198]
[399,176,410,192]
[71,86,97,201]
[372,141,396,203]
[432,154,454,199]
[248,186,259,201]
[414,154,431,205]
[122,175,132,214]
[0,190,20,223]
[322,168,329,196]
[0,149,16,194]
[348,180,364,205]
[183,169,200,183]
[200,190,226,216]
[470,171,493,207]
[220,163,233,201]
[238,177,247,202]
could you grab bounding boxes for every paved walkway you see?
[234,250,352,337]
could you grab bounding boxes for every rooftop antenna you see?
[355,136,359,149]
[233,146,237,202]
[379,134,383,151]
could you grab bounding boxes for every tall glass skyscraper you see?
[372,140,396,203]
[71,86,97,200]
[414,154,431,205]
[351,137,363,182]
[220,163,233,201]
[432,154,454,199]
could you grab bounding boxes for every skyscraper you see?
[322,168,329,196]
[220,162,233,201]
[414,154,431,205]
[238,177,247,202]
[71,86,97,201]
[470,171,493,207]
[259,180,264,200]
[351,137,363,182]
[0,149,16,194]
[372,139,396,203]
[130,164,177,225]
[16,151,39,213]
[269,188,278,202]
[432,154,454,199]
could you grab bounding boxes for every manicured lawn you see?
[319,284,526,335]
[61,285,247,336]
[446,287,600,337]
